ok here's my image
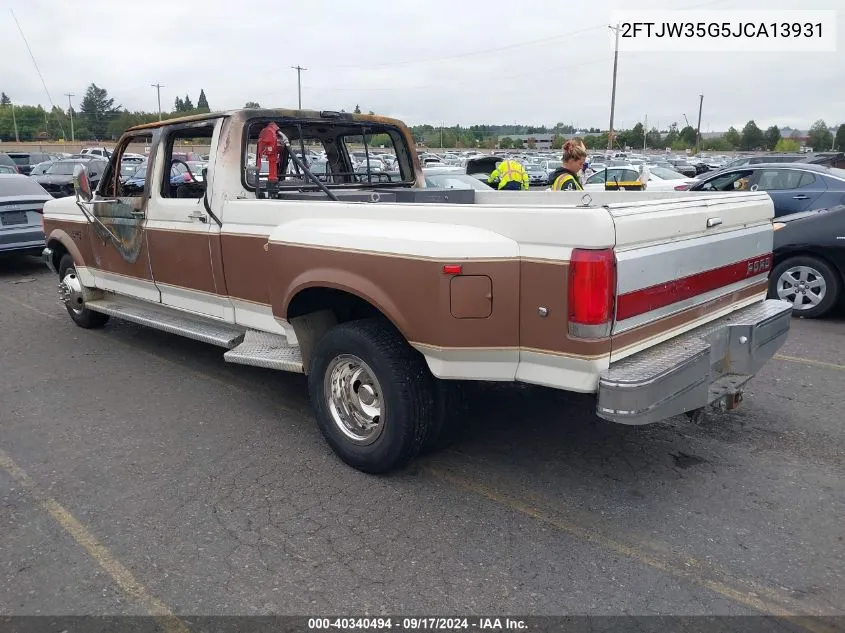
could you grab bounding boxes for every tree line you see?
[0,84,211,142]
[2,87,844,154]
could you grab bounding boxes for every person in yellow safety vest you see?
[551,139,588,191]
[487,159,530,190]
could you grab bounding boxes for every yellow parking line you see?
[427,465,839,631]
[0,448,190,633]
[774,354,845,371]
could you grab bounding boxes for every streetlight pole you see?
[151,83,164,120]
[695,94,704,155]
[64,93,75,142]
[607,23,620,152]
[10,101,19,143]
[291,66,307,109]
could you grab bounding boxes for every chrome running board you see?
[223,330,304,373]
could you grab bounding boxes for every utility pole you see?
[64,93,75,142]
[151,83,164,120]
[11,102,19,143]
[643,114,647,151]
[607,23,620,152]
[695,94,704,155]
[291,65,307,109]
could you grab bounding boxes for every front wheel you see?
[58,254,109,329]
[768,256,841,319]
[308,318,435,474]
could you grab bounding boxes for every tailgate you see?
[607,191,775,361]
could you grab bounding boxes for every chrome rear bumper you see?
[597,299,793,425]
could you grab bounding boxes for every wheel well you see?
[287,287,385,323]
[47,239,69,274]
[286,287,395,373]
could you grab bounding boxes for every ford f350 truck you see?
[41,108,792,473]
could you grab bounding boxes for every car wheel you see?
[308,318,434,474]
[768,256,841,318]
[58,254,109,328]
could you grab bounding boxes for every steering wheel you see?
[171,158,199,184]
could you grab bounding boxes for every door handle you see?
[792,195,808,200]
[188,210,207,223]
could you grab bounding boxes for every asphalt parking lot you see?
[1,256,843,623]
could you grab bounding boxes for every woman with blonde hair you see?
[550,139,587,191]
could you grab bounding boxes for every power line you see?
[10,9,65,138]
[321,0,728,70]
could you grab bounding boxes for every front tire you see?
[58,254,109,329]
[308,318,434,474]
[768,256,841,319]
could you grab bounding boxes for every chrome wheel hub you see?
[59,270,85,315]
[776,266,826,310]
[324,354,384,445]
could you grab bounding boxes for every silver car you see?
[0,174,52,256]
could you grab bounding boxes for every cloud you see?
[1,0,843,131]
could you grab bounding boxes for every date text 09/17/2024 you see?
[307,617,529,630]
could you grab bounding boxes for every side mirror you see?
[73,164,93,202]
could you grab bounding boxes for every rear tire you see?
[420,380,469,455]
[768,256,841,319]
[308,318,434,474]
[58,254,109,329]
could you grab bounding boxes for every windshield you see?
[649,166,688,180]
[45,160,85,175]
[0,175,49,196]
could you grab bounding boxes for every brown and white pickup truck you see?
[41,108,793,473]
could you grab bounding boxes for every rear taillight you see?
[674,184,690,190]
[568,248,616,338]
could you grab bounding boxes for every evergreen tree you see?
[197,89,209,111]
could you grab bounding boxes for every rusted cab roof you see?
[125,109,411,133]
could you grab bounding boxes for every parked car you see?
[28,161,55,177]
[0,165,18,174]
[32,158,108,198]
[0,152,21,173]
[6,152,54,176]
[687,164,845,217]
[422,166,495,190]
[79,147,113,159]
[582,166,695,191]
[524,164,548,186]
[0,174,51,256]
[769,204,845,318]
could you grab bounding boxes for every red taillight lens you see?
[568,248,616,337]
[674,184,690,190]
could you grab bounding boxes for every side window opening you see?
[101,133,153,198]
[160,122,215,200]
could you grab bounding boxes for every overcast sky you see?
[1,0,843,132]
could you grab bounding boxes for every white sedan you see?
[582,165,696,191]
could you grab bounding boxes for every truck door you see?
[86,130,158,302]
[144,118,232,320]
